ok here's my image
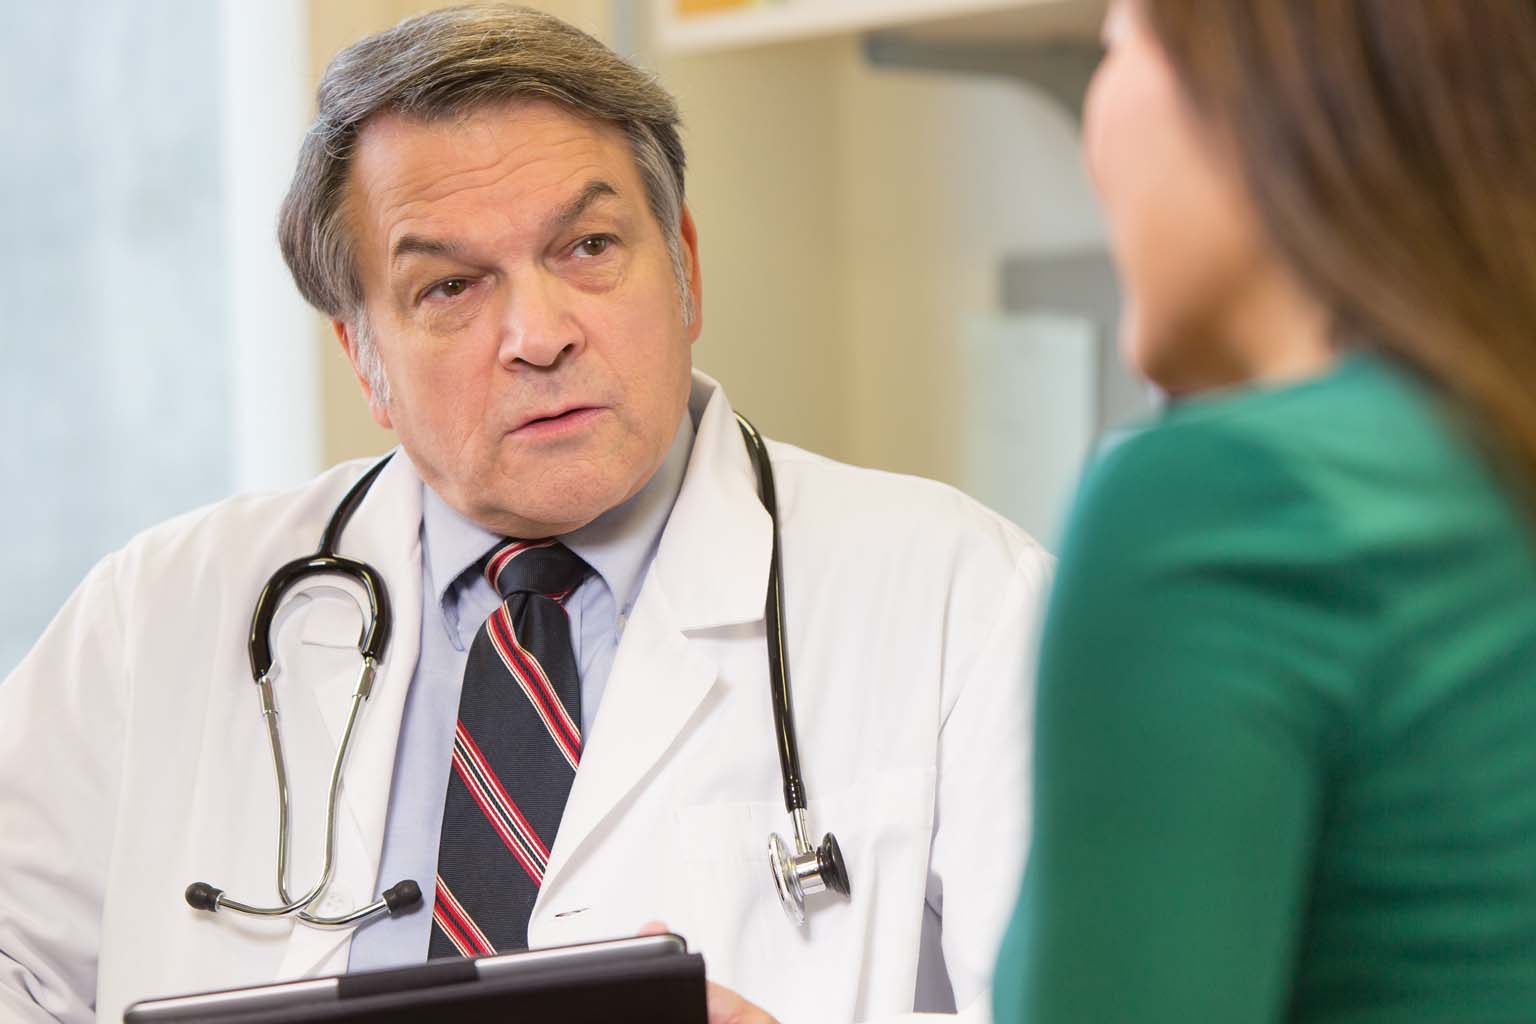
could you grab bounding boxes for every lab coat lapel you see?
[276,451,424,978]
[539,374,772,899]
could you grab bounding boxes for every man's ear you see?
[679,204,703,344]
[332,317,393,430]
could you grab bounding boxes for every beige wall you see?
[835,58,1102,483]
[655,40,851,459]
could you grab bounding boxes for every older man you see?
[0,7,1048,1023]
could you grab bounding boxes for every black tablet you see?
[123,933,706,1023]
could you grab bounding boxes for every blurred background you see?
[1,0,1147,676]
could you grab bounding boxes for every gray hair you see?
[278,4,691,403]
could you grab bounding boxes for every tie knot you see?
[482,539,590,603]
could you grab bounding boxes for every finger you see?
[706,981,747,1024]
[636,919,670,936]
[706,980,779,1024]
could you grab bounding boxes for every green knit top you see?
[994,353,1536,1022]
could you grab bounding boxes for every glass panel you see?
[0,1,228,674]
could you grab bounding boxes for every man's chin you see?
[422,433,653,538]
[461,481,629,540]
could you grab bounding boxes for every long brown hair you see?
[1143,1,1536,504]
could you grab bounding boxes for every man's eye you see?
[574,236,612,258]
[432,278,469,298]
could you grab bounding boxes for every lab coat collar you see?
[277,449,424,979]
[299,449,424,848]
[648,370,773,632]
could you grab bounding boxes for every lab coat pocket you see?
[674,768,936,1017]
[674,797,785,979]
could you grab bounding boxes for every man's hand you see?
[639,921,781,1024]
[704,980,781,1024]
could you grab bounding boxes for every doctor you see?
[0,7,1048,1023]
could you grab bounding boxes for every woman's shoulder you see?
[1066,353,1509,568]
[1044,354,1519,735]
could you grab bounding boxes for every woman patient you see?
[994,1,1536,1020]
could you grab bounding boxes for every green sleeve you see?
[994,421,1361,1023]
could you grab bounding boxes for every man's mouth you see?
[509,405,604,437]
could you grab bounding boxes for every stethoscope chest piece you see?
[768,821,852,926]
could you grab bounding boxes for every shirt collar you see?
[420,410,696,627]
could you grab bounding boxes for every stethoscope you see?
[184,414,850,934]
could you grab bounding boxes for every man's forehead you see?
[344,99,641,251]
[362,96,617,146]
[353,100,629,189]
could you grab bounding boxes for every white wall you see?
[835,54,1104,484]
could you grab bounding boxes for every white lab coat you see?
[0,373,1049,1024]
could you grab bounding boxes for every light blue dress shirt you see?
[348,414,694,970]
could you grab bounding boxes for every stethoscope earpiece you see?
[184,881,222,912]
[382,879,424,914]
[184,875,422,928]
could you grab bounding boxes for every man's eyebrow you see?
[388,181,620,266]
[548,180,619,233]
[390,234,467,266]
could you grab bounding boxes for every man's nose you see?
[497,272,582,368]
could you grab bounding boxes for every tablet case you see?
[147,952,707,1024]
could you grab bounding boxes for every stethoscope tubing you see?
[190,418,850,933]
[735,414,809,819]
[187,459,403,927]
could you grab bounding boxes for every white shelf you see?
[657,0,1107,55]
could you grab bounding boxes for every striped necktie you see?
[429,538,591,958]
